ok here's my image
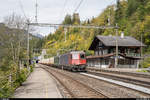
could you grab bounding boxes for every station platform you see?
[13,64,62,98]
[88,67,139,72]
[87,67,150,76]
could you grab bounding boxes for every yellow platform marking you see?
[45,78,48,98]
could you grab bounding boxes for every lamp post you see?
[115,24,118,68]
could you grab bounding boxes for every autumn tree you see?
[72,13,80,25]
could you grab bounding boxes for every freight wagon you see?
[39,50,87,72]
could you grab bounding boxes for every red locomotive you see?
[39,50,87,72]
[59,51,86,71]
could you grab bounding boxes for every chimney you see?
[121,32,124,38]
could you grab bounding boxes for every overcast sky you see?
[0,0,116,36]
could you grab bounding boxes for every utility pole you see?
[141,33,143,68]
[27,21,30,69]
[35,0,38,23]
[64,28,67,42]
[115,24,118,68]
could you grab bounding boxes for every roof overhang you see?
[86,53,142,60]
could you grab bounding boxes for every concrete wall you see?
[117,65,136,68]
[87,59,139,68]
[95,65,108,68]
[87,59,109,68]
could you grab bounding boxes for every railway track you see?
[87,69,150,89]
[87,67,150,78]
[39,64,150,98]
[80,72,150,96]
[41,65,108,98]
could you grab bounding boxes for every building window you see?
[108,49,111,53]
[103,49,108,55]
[80,54,85,59]
[118,59,135,65]
[101,59,109,65]
[118,59,125,65]
[99,42,102,47]
[130,60,134,65]
[99,50,101,55]
[105,59,109,65]
[95,50,98,55]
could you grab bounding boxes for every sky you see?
[0,0,116,36]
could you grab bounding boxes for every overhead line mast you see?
[35,0,38,23]
[29,23,118,29]
[115,0,120,68]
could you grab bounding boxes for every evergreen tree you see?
[115,0,123,24]
[63,14,72,25]
[87,19,90,24]
[126,0,140,17]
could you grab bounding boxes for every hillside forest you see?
[43,0,150,68]
[0,13,41,97]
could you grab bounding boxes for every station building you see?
[87,34,146,68]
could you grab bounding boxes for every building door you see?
[109,59,115,68]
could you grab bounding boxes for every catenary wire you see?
[73,0,84,13]
[18,0,28,20]
[58,0,68,23]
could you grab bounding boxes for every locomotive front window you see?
[80,54,85,59]
[72,53,79,59]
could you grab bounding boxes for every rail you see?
[41,65,108,98]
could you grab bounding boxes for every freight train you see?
[39,51,87,72]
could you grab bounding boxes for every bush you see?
[15,68,28,86]
[0,85,13,98]
[30,65,33,72]
[136,69,148,73]
[0,67,29,98]
[140,57,150,68]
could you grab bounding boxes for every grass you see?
[136,69,148,73]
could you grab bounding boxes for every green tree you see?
[126,0,142,17]
[63,14,72,25]
[115,0,123,23]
